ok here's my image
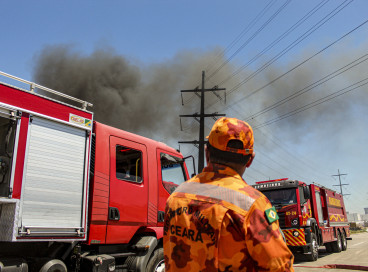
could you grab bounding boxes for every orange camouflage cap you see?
[207,117,254,155]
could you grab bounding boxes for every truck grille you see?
[278,212,286,228]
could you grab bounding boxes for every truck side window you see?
[116,145,142,183]
[299,186,306,204]
[161,153,186,194]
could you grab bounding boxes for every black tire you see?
[332,230,342,253]
[38,259,67,272]
[146,248,165,272]
[305,233,318,261]
[341,231,347,251]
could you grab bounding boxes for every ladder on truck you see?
[0,70,93,110]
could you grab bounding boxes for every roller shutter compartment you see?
[20,117,88,238]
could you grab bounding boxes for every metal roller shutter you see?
[21,117,87,233]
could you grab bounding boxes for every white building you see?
[347,213,362,222]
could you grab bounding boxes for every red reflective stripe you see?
[284,229,306,246]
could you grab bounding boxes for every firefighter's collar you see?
[204,163,243,180]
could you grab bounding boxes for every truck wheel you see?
[341,231,347,251]
[332,230,342,253]
[305,233,318,261]
[38,259,67,272]
[146,248,165,272]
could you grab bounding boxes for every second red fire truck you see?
[253,178,350,261]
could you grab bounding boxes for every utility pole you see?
[179,71,226,172]
[332,169,350,196]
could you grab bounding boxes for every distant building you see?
[364,208,368,215]
[347,213,362,222]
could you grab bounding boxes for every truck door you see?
[158,151,188,222]
[107,136,148,244]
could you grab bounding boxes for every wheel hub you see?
[154,260,165,272]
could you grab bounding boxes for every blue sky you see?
[1,0,368,214]
[3,0,367,79]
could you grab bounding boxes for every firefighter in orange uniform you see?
[163,117,294,271]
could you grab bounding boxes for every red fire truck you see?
[0,71,190,272]
[253,178,350,261]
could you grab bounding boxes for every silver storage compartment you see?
[19,116,89,239]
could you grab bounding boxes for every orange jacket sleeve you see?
[244,197,294,272]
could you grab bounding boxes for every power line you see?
[226,0,353,94]
[205,0,277,74]
[222,89,346,182]
[255,149,309,181]
[224,86,345,180]
[216,0,331,87]
[190,1,354,120]
[221,79,367,184]
[253,155,292,178]
[184,3,366,186]
[207,0,291,81]
[216,105,332,181]
[254,124,332,180]
[206,0,353,114]
[222,16,368,112]
[247,166,270,180]
[184,1,275,106]
[253,76,368,129]
[244,172,258,184]
[222,98,335,180]
[245,52,368,121]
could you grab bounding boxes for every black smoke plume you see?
[32,43,368,150]
[32,45,237,143]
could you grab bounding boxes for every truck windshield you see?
[262,188,297,205]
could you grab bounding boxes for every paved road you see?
[293,231,368,271]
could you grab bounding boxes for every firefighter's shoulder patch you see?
[265,206,279,224]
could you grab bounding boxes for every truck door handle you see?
[109,207,120,221]
[158,211,165,222]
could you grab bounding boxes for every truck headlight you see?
[109,263,116,271]
[293,231,299,237]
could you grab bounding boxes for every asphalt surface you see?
[293,231,368,271]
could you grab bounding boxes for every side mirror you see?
[183,155,196,177]
[303,186,310,200]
